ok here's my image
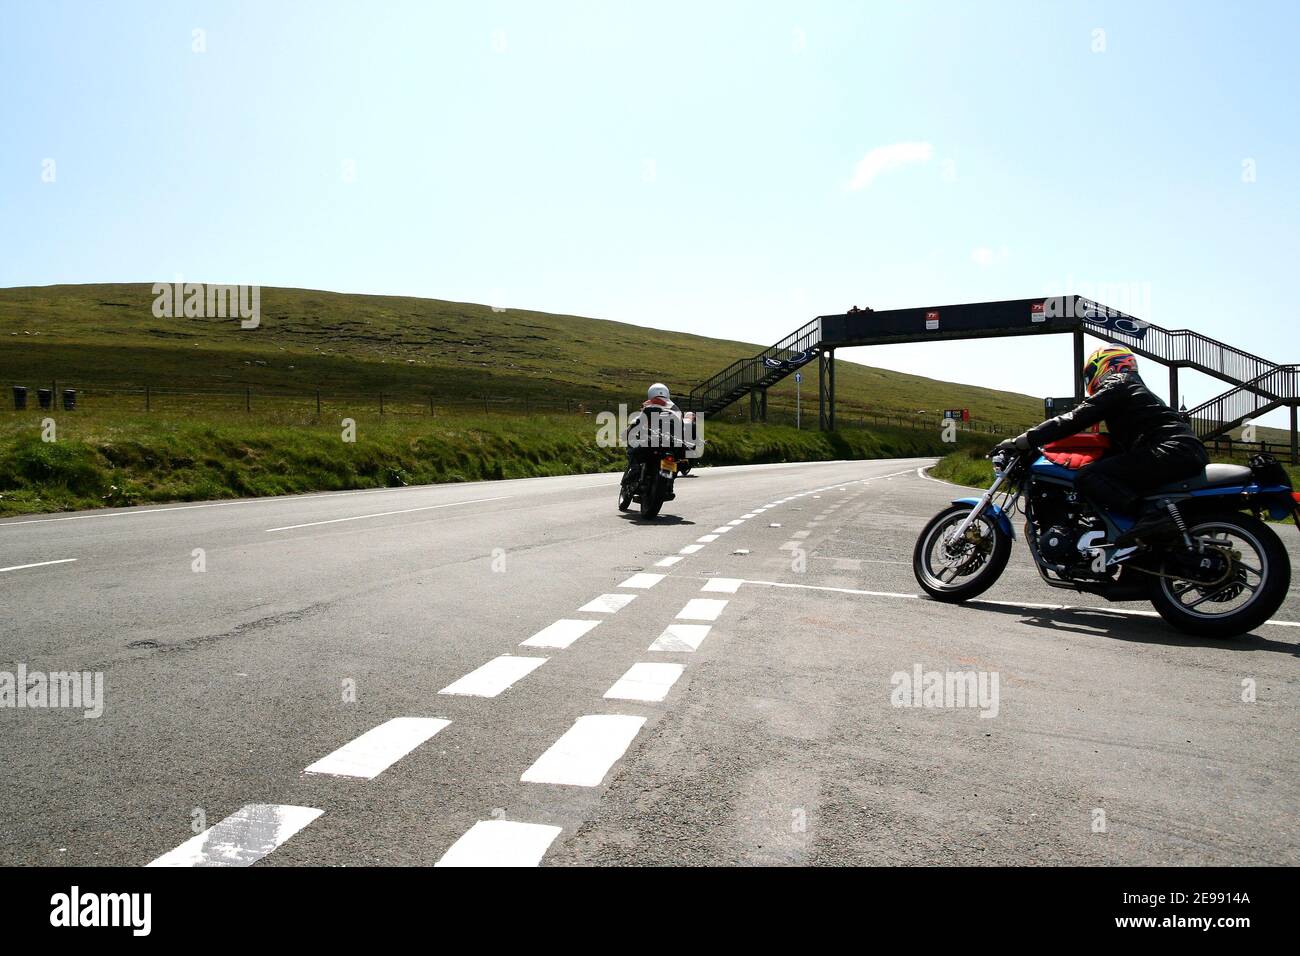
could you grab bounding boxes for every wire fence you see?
[5,378,1039,436]
[5,380,622,419]
[17,378,1286,464]
[708,404,1036,438]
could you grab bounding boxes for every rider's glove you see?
[988,433,1031,461]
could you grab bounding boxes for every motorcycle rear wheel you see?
[640,476,664,519]
[913,504,1012,602]
[1146,511,1290,638]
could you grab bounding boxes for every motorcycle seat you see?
[1149,463,1253,495]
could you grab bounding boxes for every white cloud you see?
[971,246,1009,267]
[848,142,933,190]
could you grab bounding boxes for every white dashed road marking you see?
[677,598,728,621]
[439,655,547,698]
[702,577,743,593]
[619,572,666,589]
[604,662,685,702]
[649,624,711,652]
[679,544,704,555]
[304,717,451,779]
[521,619,600,649]
[435,820,563,867]
[579,593,637,613]
[148,804,323,867]
[655,556,683,567]
[521,714,646,787]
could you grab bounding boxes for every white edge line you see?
[738,579,1300,628]
[1,483,467,527]
[0,558,78,573]
[915,464,979,490]
[742,579,918,599]
[266,495,511,532]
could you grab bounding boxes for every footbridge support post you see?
[1073,330,1086,402]
[819,349,835,431]
[749,388,768,423]
[1169,365,1181,410]
[1292,405,1298,464]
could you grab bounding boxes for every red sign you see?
[1031,302,1046,323]
[925,311,940,331]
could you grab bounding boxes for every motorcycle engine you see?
[1032,484,1103,568]
[1038,525,1079,565]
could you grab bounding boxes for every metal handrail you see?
[1095,321,1279,384]
[1187,365,1300,439]
[689,318,821,410]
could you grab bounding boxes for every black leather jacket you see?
[1025,372,1204,455]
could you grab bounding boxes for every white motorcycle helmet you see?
[647,383,671,403]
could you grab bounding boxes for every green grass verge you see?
[927,445,1300,491]
[927,447,997,489]
[0,406,983,516]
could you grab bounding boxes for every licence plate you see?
[660,458,677,473]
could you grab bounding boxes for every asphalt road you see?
[1,458,1296,866]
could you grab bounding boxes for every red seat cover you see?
[1042,433,1111,470]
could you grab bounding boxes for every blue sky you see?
[3,1,1298,422]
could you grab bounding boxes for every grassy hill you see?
[0,282,1049,515]
[0,283,1046,426]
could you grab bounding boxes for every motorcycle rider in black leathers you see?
[999,346,1209,546]
[624,383,684,476]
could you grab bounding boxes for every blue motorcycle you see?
[912,438,1298,637]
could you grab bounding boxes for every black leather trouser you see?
[1073,438,1209,516]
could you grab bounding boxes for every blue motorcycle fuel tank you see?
[1029,455,1078,483]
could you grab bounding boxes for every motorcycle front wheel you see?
[913,504,1012,602]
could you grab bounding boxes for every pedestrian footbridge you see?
[686,295,1298,458]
